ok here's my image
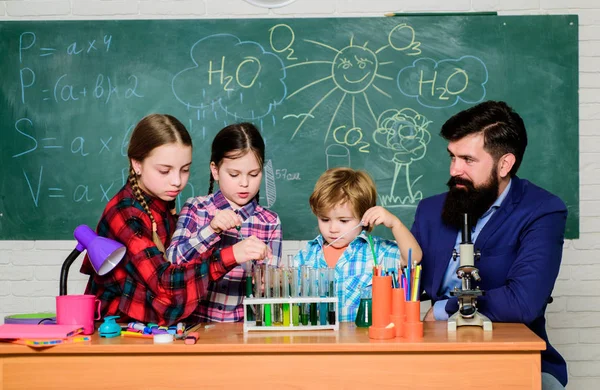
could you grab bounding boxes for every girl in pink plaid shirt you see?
[167,123,282,322]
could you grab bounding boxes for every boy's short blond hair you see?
[309,167,377,220]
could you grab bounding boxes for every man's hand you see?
[423,306,436,321]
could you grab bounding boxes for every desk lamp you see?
[448,213,492,331]
[59,225,126,295]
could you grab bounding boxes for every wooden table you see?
[0,322,544,389]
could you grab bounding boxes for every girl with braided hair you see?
[80,114,269,325]
[167,122,282,323]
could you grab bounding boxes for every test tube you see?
[328,268,336,325]
[254,264,263,326]
[290,266,300,326]
[300,266,310,326]
[282,266,290,327]
[309,268,318,325]
[319,269,328,325]
[264,265,272,326]
[244,262,254,322]
[285,254,295,326]
[273,267,282,325]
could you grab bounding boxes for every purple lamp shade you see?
[60,225,126,295]
[74,225,126,275]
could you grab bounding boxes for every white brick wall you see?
[0,1,597,387]
[139,0,206,17]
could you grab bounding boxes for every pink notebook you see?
[0,324,83,339]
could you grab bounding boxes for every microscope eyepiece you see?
[461,213,472,244]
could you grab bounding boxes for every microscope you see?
[448,213,493,332]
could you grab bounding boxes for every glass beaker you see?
[355,286,372,327]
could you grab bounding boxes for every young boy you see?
[294,167,422,322]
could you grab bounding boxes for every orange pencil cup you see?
[403,300,423,340]
[368,275,395,340]
[390,288,406,338]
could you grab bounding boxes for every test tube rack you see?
[242,297,339,332]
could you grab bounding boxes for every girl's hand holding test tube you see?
[232,236,272,264]
[209,209,243,234]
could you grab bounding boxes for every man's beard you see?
[441,171,500,230]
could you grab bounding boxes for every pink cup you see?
[56,294,101,335]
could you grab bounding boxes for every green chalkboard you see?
[0,15,579,240]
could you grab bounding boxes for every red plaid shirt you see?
[80,183,237,326]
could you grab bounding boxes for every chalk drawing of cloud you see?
[172,34,286,120]
[396,55,488,109]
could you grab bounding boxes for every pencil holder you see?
[404,321,424,340]
[368,275,394,340]
[403,300,423,340]
[405,300,420,322]
[390,288,406,338]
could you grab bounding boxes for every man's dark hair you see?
[440,101,528,176]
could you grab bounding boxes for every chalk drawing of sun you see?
[286,36,394,141]
[284,24,421,142]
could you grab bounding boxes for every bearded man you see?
[411,101,567,389]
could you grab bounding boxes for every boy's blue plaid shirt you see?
[293,231,401,322]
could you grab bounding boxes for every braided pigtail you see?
[128,166,167,256]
